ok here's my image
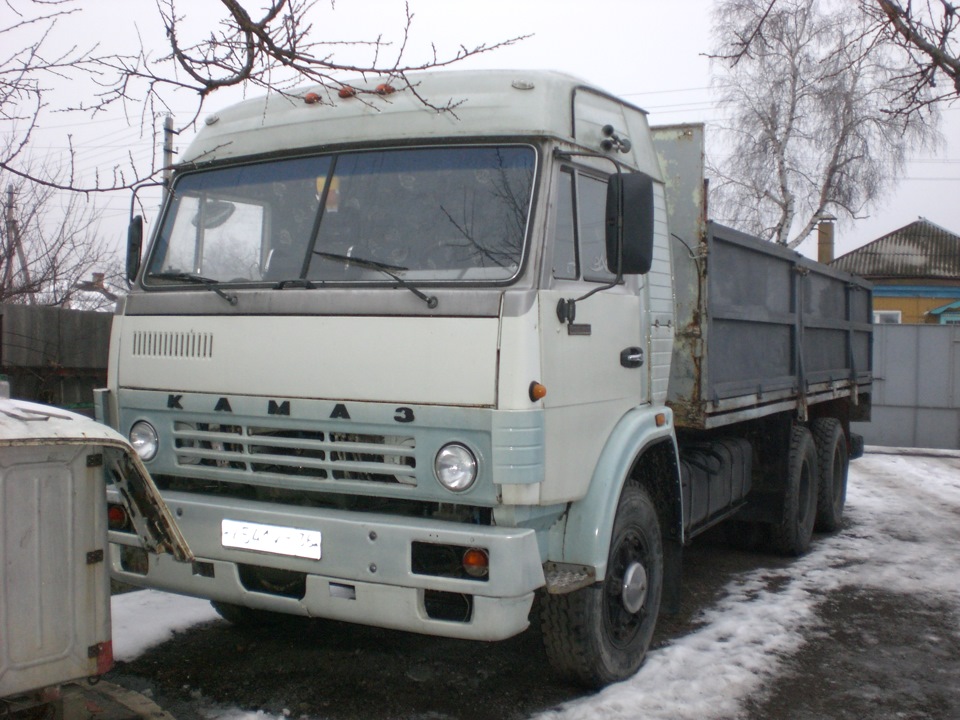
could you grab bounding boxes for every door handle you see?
[621,347,644,368]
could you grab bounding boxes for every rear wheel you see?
[541,485,663,688]
[769,424,818,556]
[812,417,848,532]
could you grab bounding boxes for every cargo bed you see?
[653,125,873,431]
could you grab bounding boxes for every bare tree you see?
[709,0,939,247]
[2,166,122,309]
[718,0,959,114]
[867,0,960,110]
[2,0,527,193]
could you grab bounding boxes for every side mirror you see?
[605,172,655,275]
[127,215,143,282]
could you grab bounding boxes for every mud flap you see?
[662,539,683,615]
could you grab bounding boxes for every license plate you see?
[221,519,322,560]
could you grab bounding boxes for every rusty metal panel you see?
[651,124,707,424]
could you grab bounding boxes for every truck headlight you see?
[434,443,478,492]
[129,421,159,461]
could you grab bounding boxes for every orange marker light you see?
[375,83,396,95]
[655,412,668,427]
[338,86,356,99]
[462,548,489,578]
[303,92,321,104]
[529,382,547,402]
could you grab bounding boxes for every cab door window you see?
[551,169,615,284]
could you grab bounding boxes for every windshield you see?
[144,145,536,286]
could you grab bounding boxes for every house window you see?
[941,314,960,325]
[873,310,901,324]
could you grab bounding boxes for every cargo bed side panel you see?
[669,223,873,429]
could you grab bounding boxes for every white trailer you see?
[100,70,871,687]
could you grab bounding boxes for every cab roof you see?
[180,69,656,174]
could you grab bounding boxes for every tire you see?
[769,424,818,556]
[541,485,663,688]
[211,601,284,627]
[812,417,848,532]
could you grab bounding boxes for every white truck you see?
[0,390,191,711]
[99,70,872,687]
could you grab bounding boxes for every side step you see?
[543,562,596,595]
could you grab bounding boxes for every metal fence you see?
[853,324,960,450]
[0,304,111,415]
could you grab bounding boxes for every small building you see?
[831,218,960,324]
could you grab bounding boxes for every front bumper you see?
[109,491,544,641]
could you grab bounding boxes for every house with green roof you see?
[831,218,960,324]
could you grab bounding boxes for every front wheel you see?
[541,485,663,688]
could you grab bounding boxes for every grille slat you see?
[173,421,416,486]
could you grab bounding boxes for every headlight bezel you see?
[434,442,479,493]
[129,420,160,462]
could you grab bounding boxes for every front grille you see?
[173,421,416,485]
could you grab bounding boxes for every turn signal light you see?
[529,381,547,402]
[462,548,489,578]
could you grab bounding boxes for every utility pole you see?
[3,186,16,299]
[163,115,176,202]
[3,185,34,304]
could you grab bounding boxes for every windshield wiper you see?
[273,278,318,290]
[311,251,438,309]
[146,271,238,305]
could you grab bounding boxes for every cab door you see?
[538,166,648,504]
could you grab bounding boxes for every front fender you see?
[548,405,679,579]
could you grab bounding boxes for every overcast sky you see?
[26,0,960,259]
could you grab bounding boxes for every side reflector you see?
[655,413,668,427]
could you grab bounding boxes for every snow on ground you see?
[539,450,960,720]
[110,450,960,719]
[111,589,221,662]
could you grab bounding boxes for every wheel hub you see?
[621,560,648,614]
